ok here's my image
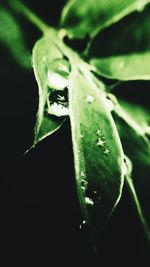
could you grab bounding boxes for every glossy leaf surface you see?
[69,66,124,242]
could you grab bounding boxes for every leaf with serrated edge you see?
[69,65,124,244]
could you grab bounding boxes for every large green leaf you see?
[32,30,70,145]
[90,53,150,81]
[89,4,150,80]
[60,0,150,38]
[0,7,30,68]
[69,65,124,243]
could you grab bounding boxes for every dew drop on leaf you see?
[96,129,102,135]
[118,61,125,69]
[104,148,110,155]
[86,95,95,104]
[47,58,71,90]
[81,179,88,191]
[79,220,87,230]
[85,188,101,204]
[47,88,69,117]
[85,197,94,206]
[81,170,86,177]
[96,138,105,147]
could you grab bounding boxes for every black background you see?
[0,1,150,266]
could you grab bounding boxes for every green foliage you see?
[32,30,66,145]
[89,3,150,80]
[60,0,150,38]
[2,0,150,249]
[114,99,150,166]
[0,6,30,68]
[69,66,124,242]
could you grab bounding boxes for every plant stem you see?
[8,0,49,34]
[125,175,150,244]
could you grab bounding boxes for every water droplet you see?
[47,88,69,117]
[80,134,84,138]
[47,58,71,90]
[96,129,102,135]
[43,56,46,62]
[47,102,69,117]
[137,1,145,12]
[96,138,105,147]
[86,95,95,104]
[81,171,85,177]
[104,148,110,155]
[85,188,101,203]
[85,197,94,206]
[81,179,88,191]
[118,61,125,69]
[79,220,87,229]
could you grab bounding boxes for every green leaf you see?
[0,7,30,68]
[113,99,150,166]
[115,99,150,134]
[32,31,70,145]
[89,4,150,80]
[69,65,124,243]
[60,0,150,38]
[90,53,150,81]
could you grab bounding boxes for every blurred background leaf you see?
[89,4,150,80]
[0,6,31,68]
[60,0,150,38]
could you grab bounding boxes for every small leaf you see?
[89,4,150,80]
[113,99,150,166]
[69,65,124,243]
[32,31,70,145]
[0,7,30,68]
[115,99,150,134]
[60,0,150,38]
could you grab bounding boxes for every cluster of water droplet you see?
[96,128,110,155]
[46,58,71,117]
[80,169,102,210]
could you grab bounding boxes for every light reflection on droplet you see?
[85,197,94,206]
[86,95,95,104]
[47,58,71,90]
[104,148,110,155]
[47,102,69,117]
[96,138,105,147]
